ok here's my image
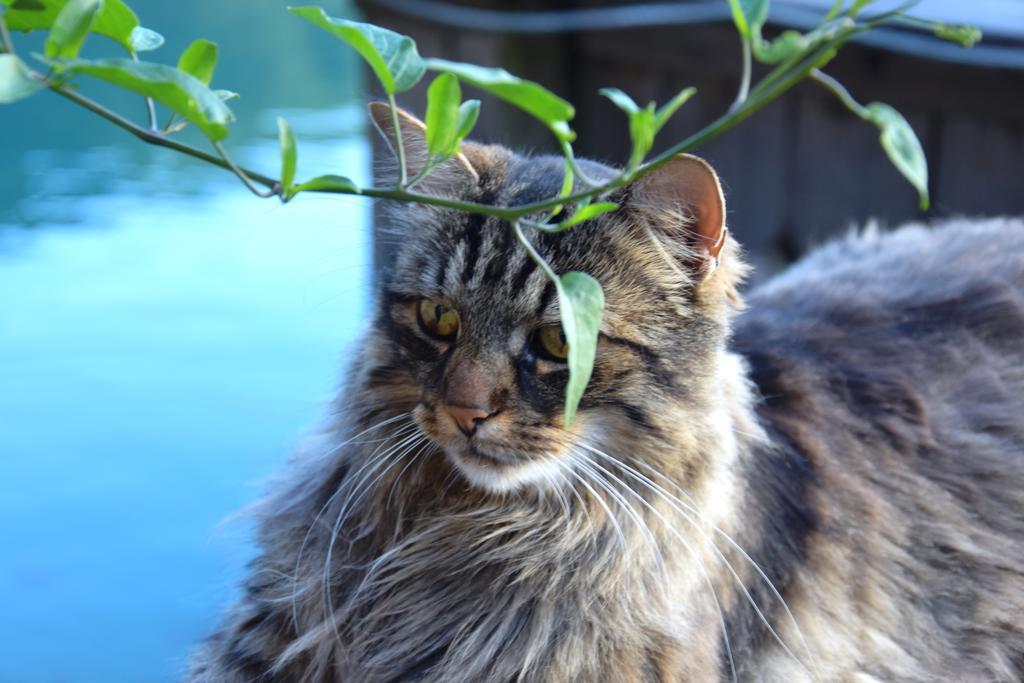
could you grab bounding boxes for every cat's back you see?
[736,217,1024,398]
[731,217,1024,681]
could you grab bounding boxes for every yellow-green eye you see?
[534,324,569,361]
[417,299,460,339]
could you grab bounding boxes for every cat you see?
[186,103,1024,682]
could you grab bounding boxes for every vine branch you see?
[0,11,14,55]
[6,7,918,226]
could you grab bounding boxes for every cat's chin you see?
[445,446,568,494]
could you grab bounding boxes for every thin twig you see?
[46,79,279,189]
[810,68,867,117]
[213,141,279,198]
[513,219,559,284]
[0,13,15,55]
[130,51,159,130]
[730,37,752,111]
[387,93,408,186]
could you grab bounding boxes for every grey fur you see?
[186,134,1024,682]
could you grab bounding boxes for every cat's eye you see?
[533,324,569,361]
[417,299,460,339]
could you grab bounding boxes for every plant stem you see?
[387,92,408,186]
[12,9,904,228]
[0,13,14,55]
[512,219,559,284]
[560,140,601,189]
[213,141,278,198]
[730,37,752,111]
[129,50,158,130]
[43,75,280,190]
[810,68,867,118]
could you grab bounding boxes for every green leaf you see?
[43,56,234,140]
[177,38,218,86]
[727,0,770,40]
[600,88,655,167]
[753,30,807,63]
[277,116,297,198]
[933,23,982,48]
[598,87,639,114]
[424,58,575,134]
[44,0,101,59]
[653,86,696,133]
[863,102,929,210]
[290,174,360,195]
[555,202,618,230]
[424,72,462,161]
[547,155,575,220]
[129,26,164,52]
[556,271,604,427]
[454,99,480,142]
[824,0,844,22]
[0,53,44,103]
[848,0,875,17]
[214,89,239,102]
[6,0,140,53]
[288,6,424,94]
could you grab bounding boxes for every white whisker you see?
[579,441,818,681]
[578,449,736,683]
[290,413,414,629]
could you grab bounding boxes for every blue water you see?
[0,3,373,680]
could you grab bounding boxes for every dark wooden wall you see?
[359,1,1024,281]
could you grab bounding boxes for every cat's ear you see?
[368,102,480,187]
[626,153,729,281]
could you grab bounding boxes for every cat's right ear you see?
[368,102,480,189]
[624,153,729,283]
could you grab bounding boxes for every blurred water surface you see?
[0,2,372,680]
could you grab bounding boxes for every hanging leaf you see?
[44,0,101,59]
[5,0,140,53]
[129,26,164,52]
[726,0,770,40]
[863,102,929,210]
[652,86,696,133]
[753,30,807,63]
[933,23,982,48]
[41,56,235,140]
[454,99,480,143]
[556,271,604,427]
[599,88,654,167]
[554,202,618,230]
[177,38,218,86]
[290,174,360,195]
[277,116,297,198]
[424,72,461,162]
[288,6,424,94]
[0,54,44,103]
[424,58,574,139]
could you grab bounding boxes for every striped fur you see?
[187,123,1024,681]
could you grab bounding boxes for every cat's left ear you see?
[368,102,481,187]
[626,153,728,281]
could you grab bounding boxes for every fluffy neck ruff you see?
[267,349,769,682]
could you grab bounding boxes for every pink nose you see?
[444,404,492,436]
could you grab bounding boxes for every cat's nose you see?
[443,404,494,436]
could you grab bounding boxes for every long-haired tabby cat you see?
[187,103,1024,682]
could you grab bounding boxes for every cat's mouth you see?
[413,403,566,492]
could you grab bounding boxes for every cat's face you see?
[365,108,739,493]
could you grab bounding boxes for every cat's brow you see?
[603,334,663,362]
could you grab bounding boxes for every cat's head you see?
[363,104,747,493]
